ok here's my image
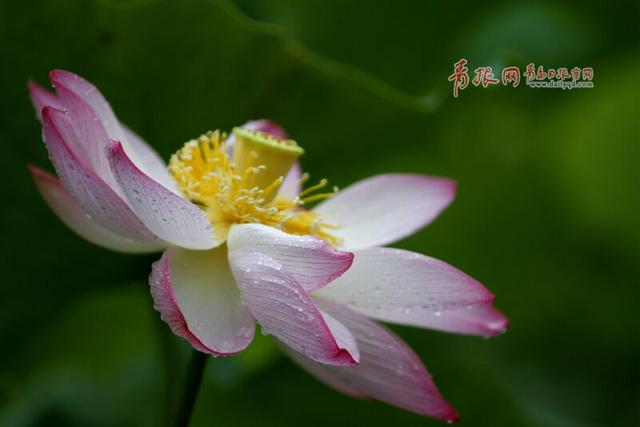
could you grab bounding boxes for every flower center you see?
[169,129,338,245]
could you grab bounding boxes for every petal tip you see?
[493,316,509,334]
[48,69,64,86]
[446,412,461,424]
[106,139,124,156]
[445,177,457,193]
[335,347,360,366]
[27,163,56,188]
[434,176,457,204]
[484,311,509,337]
[27,79,43,93]
[41,104,64,120]
[27,162,43,176]
[40,106,66,138]
[421,392,459,421]
[28,163,59,186]
[484,292,496,303]
[413,174,457,206]
[49,69,94,98]
[49,68,74,84]
[327,248,355,281]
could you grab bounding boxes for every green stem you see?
[159,325,179,427]
[174,350,207,427]
[148,293,179,426]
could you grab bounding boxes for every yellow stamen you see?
[300,192,336,204]
[299,178,328,197]
[169,130,339,246]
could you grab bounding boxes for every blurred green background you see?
[1,0,638,426]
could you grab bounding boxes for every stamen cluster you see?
[169,131,338,244]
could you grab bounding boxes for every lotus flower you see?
[28,70,507,422]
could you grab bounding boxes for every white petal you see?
[417,303,508,336]
[285,300,458,421]
[47,76,122,192]
[150,247,255,355]
[314,174,456,250]
[314,247,505,335]
[228,249,359,366]
[29,165,163,253]
[107,141,217,250]
[121,124,178,193]
[277,161,302,199]
[227,223,353,292]
[41,107,160,243]
[319,309,360,364]
[50,70,161,181]
[50,70,126,144]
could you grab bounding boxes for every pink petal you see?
[226,119,289,156]
[418,303,508,337]
[49,70,168,186]
[277,161,302,199]
[286,300,458,421]
[149,250,214,354]
[121,124,177,193]
[150,247,256,355]
[242,119,288,139]
[314,174,456,250]
[107,141,217,250]
[314,247,504,336]
[28,80,62,121]
[49,70,126,143]
[41,107,160,243]
[319,308,360,361]
[29,164,162,253]
[227,223,353,292]
[47,73,125,193]
[228,250,359,366]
